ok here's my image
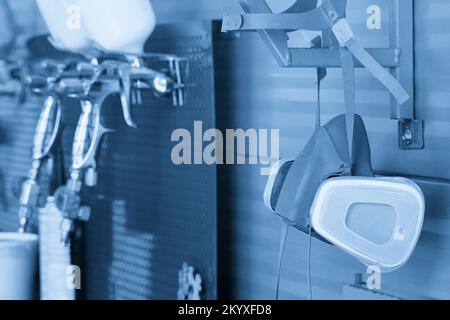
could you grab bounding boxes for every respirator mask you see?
[249,0,426,284]
[264,114,425,273]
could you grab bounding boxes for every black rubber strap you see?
[275,222,289,300]
[316,68,327,129]
[340,46,356,169]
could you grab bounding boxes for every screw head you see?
[402,129,413,145]
[329,11,337,20]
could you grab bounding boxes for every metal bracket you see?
[223,0,422,150]
[236,0,291,67]
[398,119,424,150]
[128,53,189,107]
[168,57,188,107]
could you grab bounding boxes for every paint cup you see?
[0,233,38,300]
[36,0,90,51]
[78,0,156,53]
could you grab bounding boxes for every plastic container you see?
[0,233,38,300]
[39,197,75,300]
[36,0,90,51]
[77,0,156,53]
[310,177,425,272]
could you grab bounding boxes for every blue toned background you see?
[0,0,449,300]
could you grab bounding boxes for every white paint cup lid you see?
[0,233,38,249]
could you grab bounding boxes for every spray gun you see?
[53,58,178,246]
[17,60,87,233]
[18,95,62,233]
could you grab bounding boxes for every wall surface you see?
[0,4,218,300]
[150,0,450,299]
[0,0,449,300]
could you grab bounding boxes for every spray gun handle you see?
[18,94,62,233]
[33,95,63,161]
[72,99,113,172]
[57,96,110,245]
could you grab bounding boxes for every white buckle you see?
[332,19,354,47]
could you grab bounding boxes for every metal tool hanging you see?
[17,94,62,233]
[0,50,188,243]
[0,59,82,232]
[49,54,187,246]
[222,0,423,150]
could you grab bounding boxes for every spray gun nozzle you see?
[18,216,28,234]
[60,218,74,247]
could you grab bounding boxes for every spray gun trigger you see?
[117,64,138,128]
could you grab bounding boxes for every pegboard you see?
[0,21,217,300]
[79,21,217,300]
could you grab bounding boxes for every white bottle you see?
[36,0,90,51]
[39,197,76,300]
[77,0,156,54]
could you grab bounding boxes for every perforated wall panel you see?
[0,21,217,300]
